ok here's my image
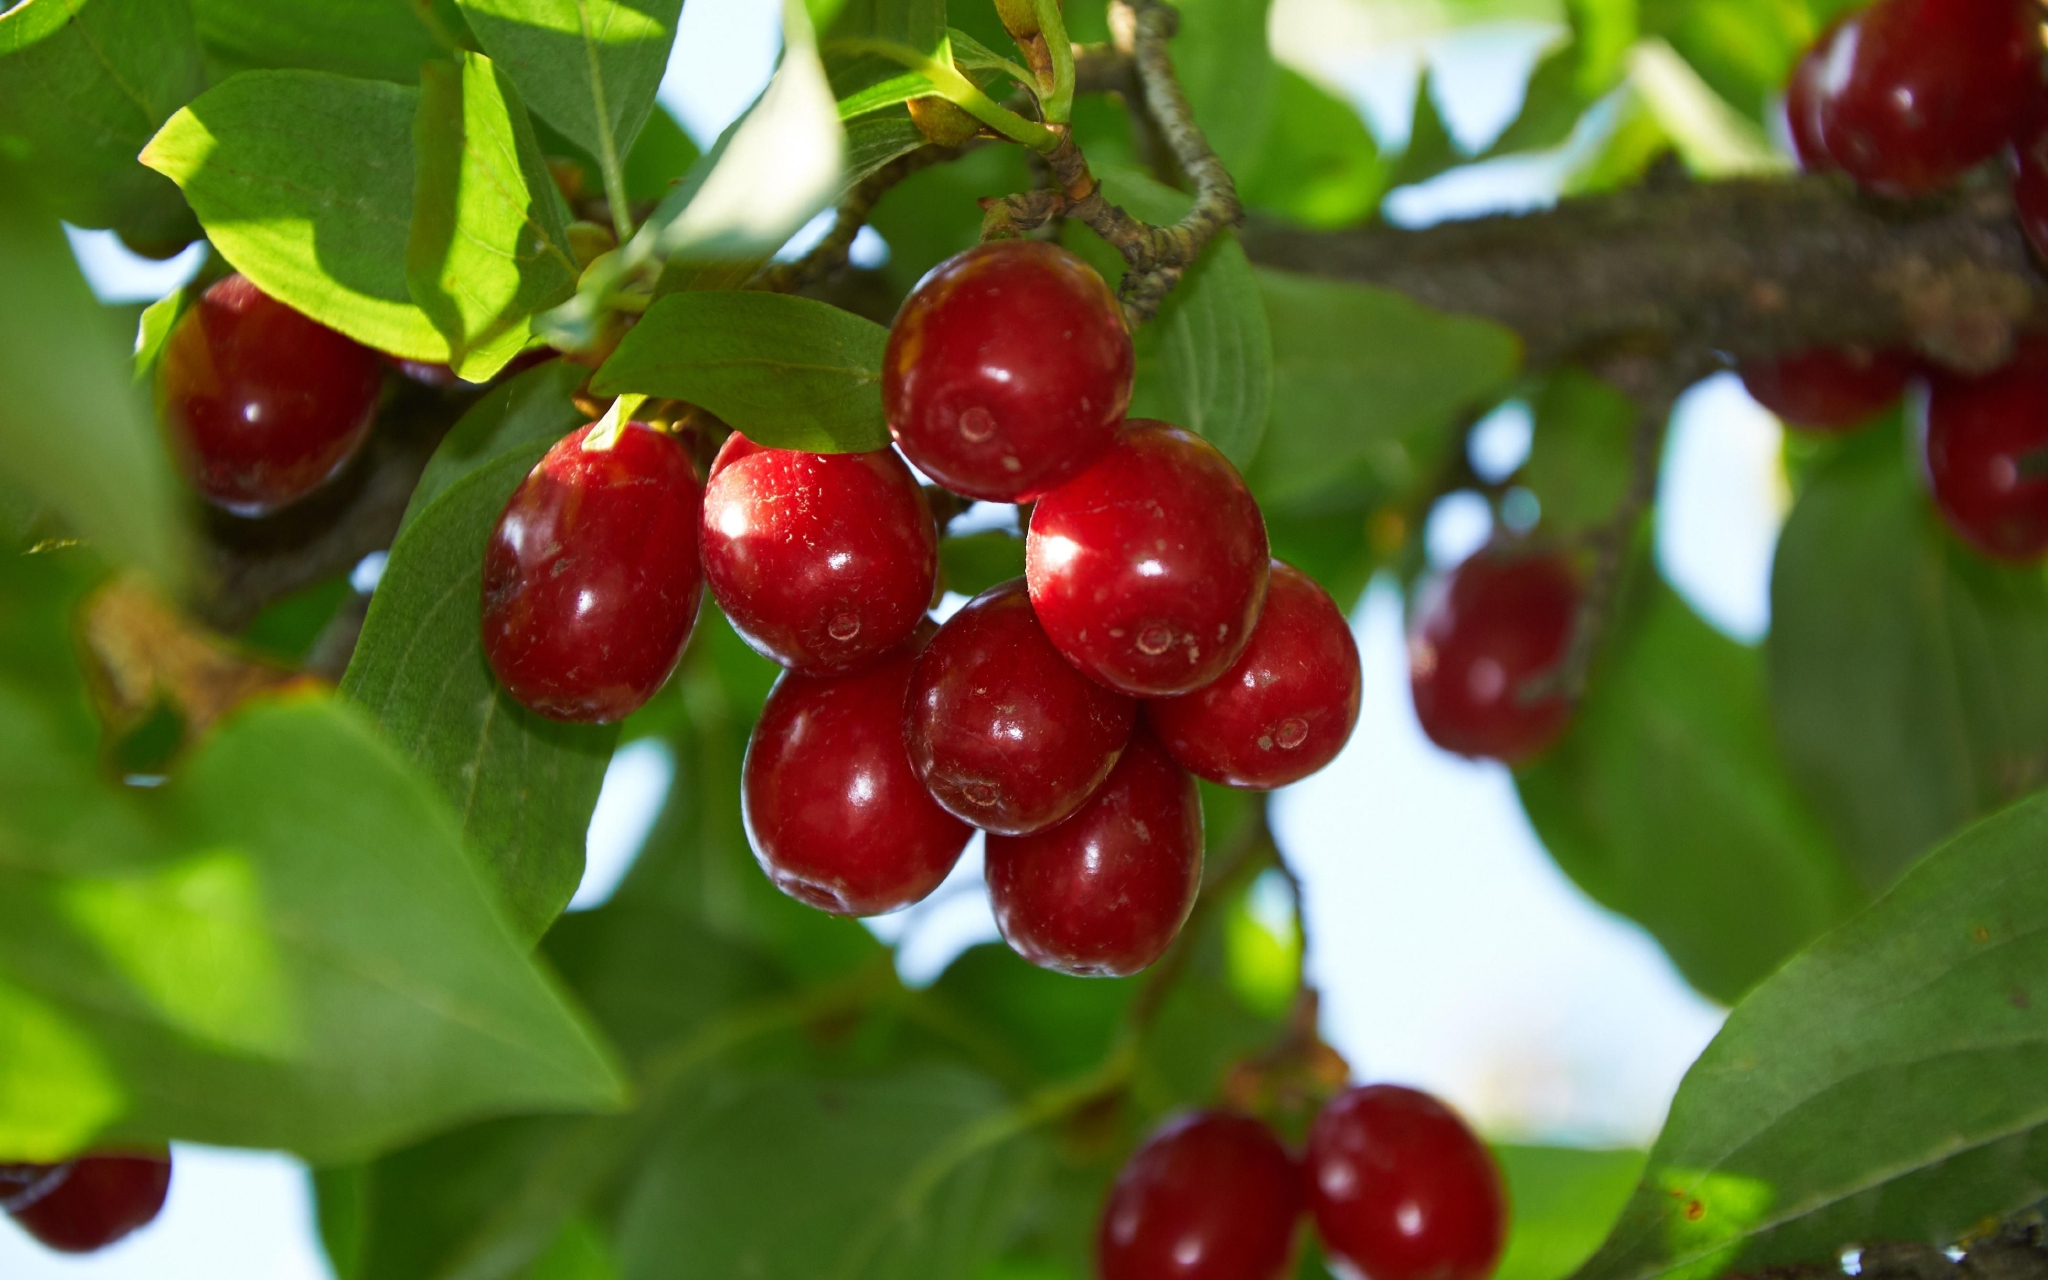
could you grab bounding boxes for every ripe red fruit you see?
[1146,561,1361,789]
[906,577,1136,834]
[1098,1111,1303,1280]
[1810,0,2038,196]
[1026,421,1269,697]
[1409,551,1578,763]
[1305,1086,1504,1280]
[481,420,704,723]
[1784,27,1837,171]
[1923,339,2048,561]
[882,240,1133,502]
[2011,118,2048,265]
[6,1153,172,1254]
[984,729,1201,976]
[157,272,383,515]
[1739,346,1915,431]
[0,1163,69,1212]
[700,433,938,674]
[743,635,973,915]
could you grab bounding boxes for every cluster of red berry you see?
[0,1152,171,1254]
[1098,1085,1505,1280]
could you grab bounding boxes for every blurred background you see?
[3,0,1791,1270]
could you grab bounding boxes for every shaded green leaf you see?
[940,532,1026,599]
[1497,1145,1647,1280]
[189,0,476,83]
[1169,0,1278,177]
[822,0,953,118]
[1388,71,1465,190]
[592,291,890,452]
[1571,789,2048,1280]
[405,358,590,525]
[534,103,701,205]
[1521,368,1635,536]
[1767,425,2048,893]
[1238,69,1386,229]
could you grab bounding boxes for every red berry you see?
[1812,0,2038,197]
[1098,1111,1303,1280]
[158,273,382,515]
[905,577,1136,834]
[743,634,973,915]
[481,421,704,723]
[1304,1086,1505,1280]
[1739,346,1916,431]
[1785,26,1839,171]
[2011,115,2048,264]
[1146,561,1361,789]
[1026,421,1270,697]
[1923,338,2048,561]
[984,728,1201,976]
[1409,551,1578,763]
[700,433,938,674]
[0,1163,69,1214]
[6,1153,172,1254]
[883,240,1133,502]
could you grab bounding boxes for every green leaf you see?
[456,0,684,199]
[0,170,189,588]
[342,364,618,941]
[940,533,1026,599]
[410,52,581,381]
[405,359,590,526]
[1078,165,1274,469]
[189,0,476,83]
[534,104,701,206]
[1521,368,1635,537]
[592,291,891,452]
[1518,575,1866,1004]
[615,1068,1045,1280]
[142,70,452,361]
[1237,69,1386,229]
[1247,267,1521,511]
[823,0,953,118]
[1624,38,1786,178]
[1637,0,1804,123]
[133,287,187,383]
[1388,71,1465,190]
[1571,788,2048,1280]
[1498,1146,1647,1280]
[0,0,206,244]
[1767,425,2048,894]
[1167,0,1277,177]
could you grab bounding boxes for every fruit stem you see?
[827,39,1063,152]
[1031,0,1076,123]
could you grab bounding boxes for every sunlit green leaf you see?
[189,0,476,83]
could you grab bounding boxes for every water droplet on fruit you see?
[960,407,997,441]
[1275,717,1309,749]
[1136,624,1173,656]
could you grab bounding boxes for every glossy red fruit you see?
[1146,562,1361,789]
[1098,1111,1303,1280]
[1409,551,1578,763]
[1811,0,2038,196]
[984,729,1201,976]
[481,421,704,723]
[1923,338,2048,560]
[1784,25,1838,171]
[744,636,973,915]
[1739,346,1916,431]
[1027,421,1269,697]
[700,433,938,673]
[158,272,383,515]
[883,240,1133,502]
[1305,1086,1506,1280]
[2011,117,2048,265]
[7,1153,172,1254]
[906,578,1136,834]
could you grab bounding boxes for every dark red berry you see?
[158,272,383,515]
[1785,26,1838,171]
[1812,0,2038,197]
[1026,420,1269,697]
[1923,338,2048,561]
[984,728,1201,976]
[1409,551,1578,763]
[2011,116,2048,265]
[1098,1111,1302,1280]
[883,240,1133,502]
[7,1152,172,1254]
[700,433,938,674]
[1739,346,1916,431]
[743,634,973,915]
[1146,561,1361,789]
[0,1163,69,1214]
[1304,1086,1505,1280]
[481,420,704,723]
[905,577,1136,834]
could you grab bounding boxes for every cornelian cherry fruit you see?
[1810,0,2038,197]
[743,634,973,915]
[1784,26,1837,171]
[1304,1086,1505,1280]
[1027,420,1270,697]
[883,240,1133,502]
[906,577,1136,834]
[1409,551,1578,763]
[984,728,1201,976]
[1098,1111,1302,1280]
[1923,338,2048,561]
[2011,118,2048,265]
[1146,561,1361,789]
[481,420,704,723]
[5,1152,172,1254]
[1739,346,1916,431]
[158,273,383,515]
[700,433,938,674]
